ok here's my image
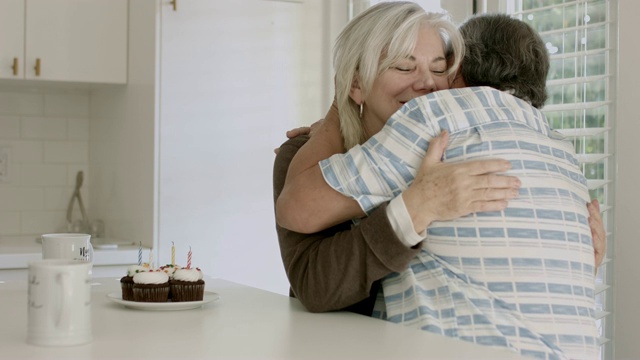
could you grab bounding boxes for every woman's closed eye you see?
[394,66,415,72]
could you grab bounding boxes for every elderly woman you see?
[276,5,603,359]
[274,3,518,317]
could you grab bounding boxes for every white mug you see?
[41,233,93,262]
[27,259,92,346]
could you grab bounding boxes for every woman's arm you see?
[277,123,520,235]
[273,136,419,313]
[588,199,606,270]
[276,101,366,232]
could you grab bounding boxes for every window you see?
[497,1,615,359]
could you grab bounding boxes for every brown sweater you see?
[272,135,421,315]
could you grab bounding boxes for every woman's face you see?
[358,25,450,137]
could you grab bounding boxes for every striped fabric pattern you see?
[320,87,597,360]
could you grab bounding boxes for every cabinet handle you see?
[34,58,41,76]
[170,0,177,11]
[12,57,18,76]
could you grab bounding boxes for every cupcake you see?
[120,265,149,301]
[159,264,181,300]
[159,264,181,277]
[170,268,205,302]
[132,270,170,302]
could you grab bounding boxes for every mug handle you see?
[55,272,72,330]
[87,241,94,263]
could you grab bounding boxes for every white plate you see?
[106,291,219,311]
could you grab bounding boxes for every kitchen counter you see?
[0,236,149,270]
[0,277,525,360]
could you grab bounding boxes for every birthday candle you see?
[187,246,192,269]
[171,241,175,265]
[149,248,154,269]
[138,241,142,266]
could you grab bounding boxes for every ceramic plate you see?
[106,291,219,311]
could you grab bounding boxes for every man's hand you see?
[403,131,522,233]
[274,119,325,154]
[588,199,606,271]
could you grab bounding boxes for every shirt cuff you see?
[386,195,426,247]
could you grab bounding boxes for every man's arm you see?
[277,124,520,234]
[273,136,419,313]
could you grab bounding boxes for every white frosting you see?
[126,265,149,277]
[133,271,169,284]
[173,268,203,282]
[159,264,181,278]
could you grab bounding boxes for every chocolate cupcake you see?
[132,270,170,302]
[170,268,205,302]
[120,265,148,301]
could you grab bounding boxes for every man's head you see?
[457,14,549,109]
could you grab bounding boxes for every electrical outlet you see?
[0,146,10,184]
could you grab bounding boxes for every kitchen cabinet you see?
[0,0,128,84]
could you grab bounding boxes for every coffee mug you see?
[27,259,92,346]
[41,233,93,262]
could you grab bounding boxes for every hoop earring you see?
[359,103,363,118]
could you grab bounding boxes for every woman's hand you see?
[402,131,522,233]
[588,199,606,270]
[274,119,326,154]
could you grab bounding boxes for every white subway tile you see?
[44,141,88,163]
[0,92,44,116]
[0,116,20,138]
[0,188,20,211]
[0,212,21,235]
[21,117,66,140]
[67,118,90,140]
[20,164,67,186]
[10,141,43,163]
[45,186,75,211]
[0,187,44,211]
[44,94,90,117]
[21,210,67,234]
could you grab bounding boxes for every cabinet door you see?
[25,0,128,83]
[0,0,24,79]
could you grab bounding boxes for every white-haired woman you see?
[276,4,604,357]
[274,1,519,316]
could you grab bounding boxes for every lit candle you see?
[138,241,142,266]
[171,241,175,265]
[187,246,192,269]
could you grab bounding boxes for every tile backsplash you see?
[0,86,90,238]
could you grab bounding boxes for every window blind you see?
[502,1,615,358]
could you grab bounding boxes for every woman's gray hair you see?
[333,2,464,149]
[459,14,549,109]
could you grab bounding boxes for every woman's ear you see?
[349,76,364,105]
[450,65,466,88]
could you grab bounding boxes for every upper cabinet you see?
[0,0,128,84]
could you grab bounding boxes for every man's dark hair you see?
[459,14,550,109]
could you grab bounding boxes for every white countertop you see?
[0,277,526,360]
[0,236,149,269]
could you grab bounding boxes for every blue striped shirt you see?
[320,87,597,360]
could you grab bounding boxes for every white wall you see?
[613,1,640,358]
[88,1,158,250]
[156,0,333,295]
